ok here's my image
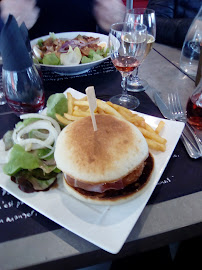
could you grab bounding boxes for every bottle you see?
[186,78,202,130]
[180,5,202,78]
[195,44,202,86]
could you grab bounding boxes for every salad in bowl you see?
[31,32,109,75]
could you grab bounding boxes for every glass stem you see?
[133,67,140,84]
[135,67,139,78]
[130,67,139,82]
[121,76,127,96]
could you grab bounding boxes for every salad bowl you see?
[31,32,109,75]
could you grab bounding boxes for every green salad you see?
[2,93,69,193]
[32,33,109,66]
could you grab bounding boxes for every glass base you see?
[109,94,140,110]
[126,77,149,92]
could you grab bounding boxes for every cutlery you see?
[154,92,202,159]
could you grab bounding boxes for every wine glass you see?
[2,64,45,115]
[125,8,156,92]
[109,22,147,109]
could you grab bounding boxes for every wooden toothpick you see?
[85,86,98,131]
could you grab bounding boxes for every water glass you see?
[2,65,45,115]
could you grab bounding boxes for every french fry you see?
[138,127,167,145]
[67,92,74,115]
[73,101,91,113]
[119,109,133,120]
[64,113,83,121]
[79,96,88,101]
[73,105,79,111]
[130,115,146,128]
[120,111,133,122]
[155,121,165,134]
[60,92,167,152]
[145,123,156,133]
[56,114,72,125]
[145,138,166,152]
[97,99,124,119]
[97,107,105,114]
[107,101,133,121]
[114,106,131,121]
[73,109,91,117]
[117,105,133,117]
[74,100,89,107]
[106,101,119,110]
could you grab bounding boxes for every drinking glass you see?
[109,22,147,109]
[0,70,7,105]
[2,64,45,115]
[124,8,156,92]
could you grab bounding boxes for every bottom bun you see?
[63,154,154,205]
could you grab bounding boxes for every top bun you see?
[54,114,148,184]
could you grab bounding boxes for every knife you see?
[154,92,173,119]
[153,92,201,159]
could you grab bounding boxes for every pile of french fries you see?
[56,93,167,152]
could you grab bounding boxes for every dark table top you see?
[0,43,202,270]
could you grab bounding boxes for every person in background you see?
[0,0,125,39]
[0,0,40,30]
[147,0,201,48]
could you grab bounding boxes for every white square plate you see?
[0,88,184,254]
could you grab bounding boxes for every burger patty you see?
[65,161,145,193]
[64,154,154,200]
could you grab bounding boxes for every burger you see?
[54,114,154,205]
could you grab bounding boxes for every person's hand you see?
[94,0,125,32]
[0,0,39,29]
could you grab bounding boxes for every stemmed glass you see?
[109,22,147,109]
[2,64,45,115]
[125,8,156,92]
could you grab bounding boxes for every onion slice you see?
[20,113,61,134]
[16,120,57,148]
[12,113,61,159]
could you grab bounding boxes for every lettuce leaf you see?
[3,130,14,151]
[15,118,39,129]
[37,148,54,160]
[104,47,109,57]
[12,169,57,192]
[81,49,105,64]
[37,39,44,47]
[29,177,56,191]
[46,93,68,120]
[42,53,60,65]
[49,32,56,40]
[3,144,40,176]
[3,144,59,176]
[81,56,93,64]
[60,46,82,65]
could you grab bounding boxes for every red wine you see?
[186,94,202,130]
[112,56,139,73]
[6,93,45,115]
